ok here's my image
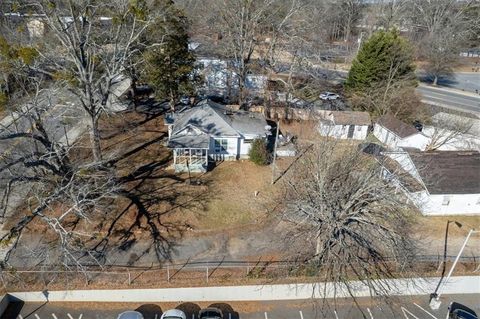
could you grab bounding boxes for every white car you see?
[319,92,340,100]
[117,311,144,319]
[161,309,187,319]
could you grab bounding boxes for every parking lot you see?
[3,294,480,319]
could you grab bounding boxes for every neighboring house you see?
[422,112,480,151]
[318,111,371,140]
[165,99,270,172]
[373,114,429,150]
[197,58,267,97]
[381,149,480,216]
[106,75,132,112]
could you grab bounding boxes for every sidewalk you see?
[8,276,480,303]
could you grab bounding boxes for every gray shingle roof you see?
[327,111,371,126]
[167,100,268,149]
[408,150,480,194]
[377,114,419,138]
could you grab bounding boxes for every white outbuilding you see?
[318,111,371,140]
[373,114,429,150]
[381,149,480,216]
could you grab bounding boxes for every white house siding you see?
[411,192,480,215]
[209,137,239,161]
[373,124,429,150]
[319,123,369,140]
[397,134,430,150]
[373,124,398,147]
[422,126,480,151]
[239,138,252,159]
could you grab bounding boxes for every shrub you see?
[248,138,268,165]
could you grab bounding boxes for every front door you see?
[347,125,355,138]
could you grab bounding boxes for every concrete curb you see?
[418,83,480,98]
[8,276,480,303]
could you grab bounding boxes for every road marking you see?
[264,312,268,319]
[413,303,438,319]
[68,313,74,319]
[52,313,58,319]
[333,310,339,319]
[401,307,420,319]
[16,315,23,319]
[79,315,83,319]
[367,308,374,319]
[34,314,41,319]
[229,313,231,319]
[155,314,158,319]
[299,310,304,319]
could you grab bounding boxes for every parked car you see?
[161,309,187,319]
[319,92,340,100]
[448,302,478,319]
[199,307,223,319]
[117,311,144,319]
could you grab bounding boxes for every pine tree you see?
[346,30,416,92]
[141,0,196,111]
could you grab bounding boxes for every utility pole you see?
[430,229,479,310]
[271,121,280,184]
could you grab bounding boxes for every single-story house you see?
[318,111,371,140]
[165,99,270,172]
[373,114,429,150]
[381,149,480,215]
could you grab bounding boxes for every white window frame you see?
[442,196,450,206]
[214,139,228,153]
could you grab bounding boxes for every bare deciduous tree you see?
[0,83,119,271]
[424,113,476,151]
[282,140,418,305]
[29,0,153,161]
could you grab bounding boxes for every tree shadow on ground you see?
[208,303,239,319]
[135,304,163,319]
[176,302,201,319]
[89,110,213,266]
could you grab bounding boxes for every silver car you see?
[117,311,144,319]
[319,92,340,100]
[161,309,187,319]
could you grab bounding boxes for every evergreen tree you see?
[346,30,416,92]
[141,0,196,110]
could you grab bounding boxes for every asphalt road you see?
[419,73,480,93]
[416,86,480,115]
[4,294,480,319]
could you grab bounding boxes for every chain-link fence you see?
[2,256,479,291]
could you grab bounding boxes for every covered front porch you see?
[173,148,209,173]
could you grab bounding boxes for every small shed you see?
[318,111,371,140]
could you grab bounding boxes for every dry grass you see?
[194,161,281,230]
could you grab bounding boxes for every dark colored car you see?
[199,307,223,319]
[448,302,478,319]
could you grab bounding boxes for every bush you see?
[248,139,268,165]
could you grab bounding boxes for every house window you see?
[244,139,254,144]
[357,126,362,131]
[214,139,228,152]
[442,196,450,206]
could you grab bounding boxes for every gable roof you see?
[376,114,419,138]
[168,100,268,148]
[407,150,480,194]
[326,111,371,126]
